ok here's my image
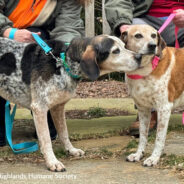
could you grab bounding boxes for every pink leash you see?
[127,13,179,80]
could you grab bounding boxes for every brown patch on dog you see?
[80,45,100,80]
[168,48,184,102]
[151,47,172,78]
[156,33,166,57]
[82,45,96,61]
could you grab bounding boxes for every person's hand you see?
[3,28,41,43]
[120,24,131,33]
[173,9,184,28]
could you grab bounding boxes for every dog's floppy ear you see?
[120,31,128,44]
[80,45,100,81]
[157,32,166,56]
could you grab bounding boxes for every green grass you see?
[168,114,184,131]
[15,108,32,119]
[87,107,106,118]
[14,98,184,140]
[126,139,138,149]
[67,116,136,140]
[15,98,136,119]
[54,147,68,158]
[66,98,136,112]
[100,148,113,157]
[161,154,184,169]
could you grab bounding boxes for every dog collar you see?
[60,53,81,79]
[127,56,160,80]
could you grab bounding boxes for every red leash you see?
[127,13,179,80]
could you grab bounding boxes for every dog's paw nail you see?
[126,153,143,162]
[47,160,66,172]
[61,168,66,172]
[143,156,159,167]
[126,157,130,162]
[69,148,85,157]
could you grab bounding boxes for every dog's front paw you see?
[46,159,66,172]
[126,152,143,162]
[68,148,85,157]
[143,156,160,167]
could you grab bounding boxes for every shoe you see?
[129,111,157,137]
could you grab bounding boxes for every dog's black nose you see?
[134,54,142,65]
[148,43,156,50]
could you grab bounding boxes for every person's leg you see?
[132,18,148,25]
[0,97,6,146]
[27,27,57,140]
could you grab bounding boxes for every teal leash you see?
[32,33,80,79]
[5,101,38,154]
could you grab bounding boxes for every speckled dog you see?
[0,35,139,171]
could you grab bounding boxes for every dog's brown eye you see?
[112,48,120,54]
[151,34,156,38]
[135,33,143,39]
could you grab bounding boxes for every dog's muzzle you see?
[134,54,142,65]
[148,42,156,53]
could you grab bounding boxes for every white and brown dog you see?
[0,35,140,171]
[121,24,184,166]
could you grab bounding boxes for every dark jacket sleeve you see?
[105,0,134,37]
[0,0,13,36]
[105,0,153,37]
[50,0,84,43]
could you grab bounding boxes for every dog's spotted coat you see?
[0,35,138,171]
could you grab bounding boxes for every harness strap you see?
[5,101,38,154]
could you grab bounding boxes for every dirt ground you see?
[0,134,184,184]
[0,159,181,184]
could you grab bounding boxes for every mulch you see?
[66,80,131,119]
[75,80,128,98]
